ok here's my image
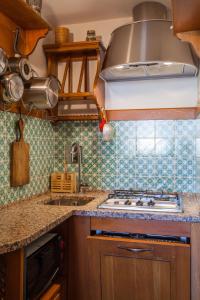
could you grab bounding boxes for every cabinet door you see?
[67,216,91,300]
[88,236,190,300]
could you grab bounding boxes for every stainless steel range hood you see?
[100,2,199,81]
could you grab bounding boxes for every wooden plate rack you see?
[43,41,106,121]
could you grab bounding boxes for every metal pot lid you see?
[19,58,32,81]
[0,48,8,76]
[2,73,24,103]
[46,76,61,108]
[8,57,33,81]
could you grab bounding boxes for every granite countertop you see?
[0,191,200,254]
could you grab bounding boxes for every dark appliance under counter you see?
[25,233,64,300]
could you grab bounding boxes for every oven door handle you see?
[37,267,59,298]
[117,245,153,253]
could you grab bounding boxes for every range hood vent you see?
[100,2,199,81]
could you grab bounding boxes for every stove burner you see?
[136,200,143,206]
[100,189,182,213]
[125,200,132,205]
[148,200,155,206]
[114,200,119,205]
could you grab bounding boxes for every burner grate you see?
[99,189,182,213]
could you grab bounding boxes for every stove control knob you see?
[125,200,132,205]
[148,200,155,206]
[114,201,119,205]
[136,200,143,206]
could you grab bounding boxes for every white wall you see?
[29,17,131,76]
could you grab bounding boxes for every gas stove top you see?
[98,190,183,213]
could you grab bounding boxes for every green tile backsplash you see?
[1,113,200,206]
[0,111,55,205]
[54,120,200,193]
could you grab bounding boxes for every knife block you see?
[51,172,77,193]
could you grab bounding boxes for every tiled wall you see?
[1,115,200,206]
[0,112,55,205]
[55,120,200,193]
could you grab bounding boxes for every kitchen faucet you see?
[70,142,82,192]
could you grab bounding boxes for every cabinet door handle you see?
[117,246,153,253]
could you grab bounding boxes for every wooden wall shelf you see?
[59,92,96,100]
[0,0,51,56]
[43,41,106,121]
[172,0,200,58]
[44,41,105,56]
[0,0,52,120]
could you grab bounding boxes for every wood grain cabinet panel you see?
[88,236,190,300]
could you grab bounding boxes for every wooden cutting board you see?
[10,118,30,187]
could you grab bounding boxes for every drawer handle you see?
[118,246,153,253]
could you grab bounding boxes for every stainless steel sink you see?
[44,196,94,206]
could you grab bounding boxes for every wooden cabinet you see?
[0,0,51,57]
[0,0,51,120]
[1,217,199,300]
[88,235,190,300]
[67,216,90,300]
[172,0,200,58]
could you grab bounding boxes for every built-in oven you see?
[25,233,64,300]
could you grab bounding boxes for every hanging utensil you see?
[10,117,30,187]
[102,123,115,141]
[0,48,8,75]
[8,57,33,81]
[22,75,61,109]
[0,73,24,103]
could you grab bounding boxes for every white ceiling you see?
[42,0,171,26]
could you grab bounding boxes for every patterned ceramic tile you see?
[0,112,6,136]
[155,158,175,177]
[175,178,194,193]
[195,177,200,193]
[82,157,102,174]
[116,139,136,157]
[175,138,195,157]
[117,158,135,176]
[101,175,116,190]
[155,121,175,138]
[0,161,9,188]
[82,174,102,189]
[135,177,156,191]
[196,138,200,157]
[135,158,155,177]
[81,138,101,157]
[0,112,56,205]
[81,121,99,139]
[1,116,200,205]
[175,159,195,178]
[137,139,155,156]
[154,177,175,192]
[115,176,136,190]
[175,120,196,137]
[0,138,7,162]
[101,140,116,156]
[137,121,155,138]
[101,156,117,176]
[115,121,136,139]
[195,120,200,138]
[155,138,174,156]
[196,158,200,177]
